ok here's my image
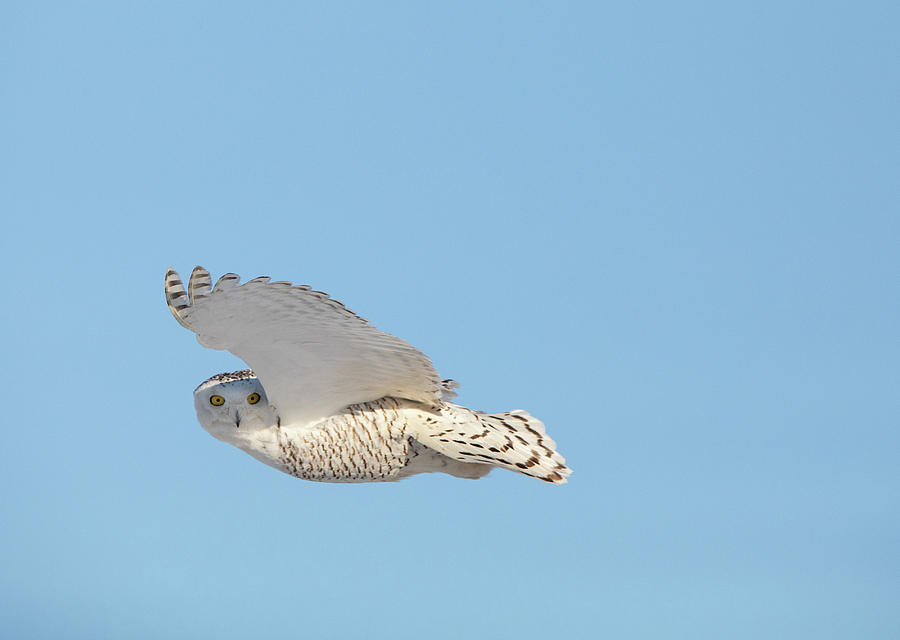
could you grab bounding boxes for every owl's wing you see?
[165,266,444,426]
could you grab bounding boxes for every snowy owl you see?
[165,267,571,484]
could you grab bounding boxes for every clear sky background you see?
[1,2,897,638]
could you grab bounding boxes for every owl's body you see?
[167,267,571,484]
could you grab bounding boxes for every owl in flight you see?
[165,267,571,484]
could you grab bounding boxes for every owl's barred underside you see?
[166,266,572,484]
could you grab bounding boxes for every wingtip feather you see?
[188,266,212,304]
[213,272,241,292]
[164,267,192,328]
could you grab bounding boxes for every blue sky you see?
[1,2,897,638]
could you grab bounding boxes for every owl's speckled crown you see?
[194,369,257,391]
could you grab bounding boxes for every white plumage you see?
[165,267,571,484]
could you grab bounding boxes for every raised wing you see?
[165,266,444,426]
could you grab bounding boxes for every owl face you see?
[193,371,277,441]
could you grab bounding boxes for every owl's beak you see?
[233,409,241,429]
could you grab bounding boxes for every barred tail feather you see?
[415,405,572,484]
[481,410,572,484]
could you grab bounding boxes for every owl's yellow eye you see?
[209,395,225,406]
[247,393,261,405]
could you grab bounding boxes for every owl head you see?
[193,370,277,442]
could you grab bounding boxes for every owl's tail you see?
[414,405,572,484]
